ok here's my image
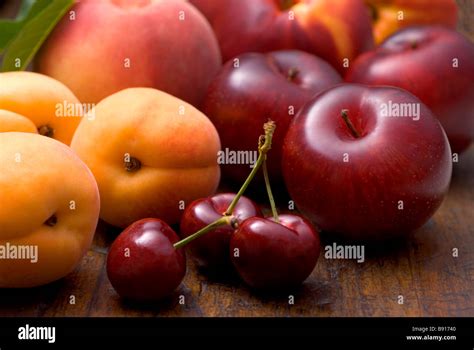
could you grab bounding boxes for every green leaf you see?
[0,0,53,52]
[2,0,74,72]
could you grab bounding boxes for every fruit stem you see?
[263,159,279,223]
[287,67,299,82]
[224,120,276,215]
[341,109,360,138]
[173,120,277,250]
[173,216,230,249]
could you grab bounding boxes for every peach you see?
[35,0,222,107]
[0,72,83,144]
[0,133,100,288]
[0,110,38,133]
[365,0,458,44]
[71,88,221,228]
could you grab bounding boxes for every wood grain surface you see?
[0,0,473,317]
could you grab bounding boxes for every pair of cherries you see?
[107,121,320,301]
[180,193,320,289]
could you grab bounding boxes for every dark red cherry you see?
[230,214,320,290]
[180,193,262,269]
[107,218,186,301]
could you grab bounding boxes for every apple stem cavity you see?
[124,157,142,172]
[341,109,361,139]
[287,67,299,82]
[173,120,276,250]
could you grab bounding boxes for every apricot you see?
[0,133,100,288]
[71,88,221,228]
[0,110,38,133]
[0,72,84,144]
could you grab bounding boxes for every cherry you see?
[107,218,186,301]
[229,145,321,290]
[180,193,262,268]
[230,214,320,289]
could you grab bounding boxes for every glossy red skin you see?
[230,214,320,289]
[282,84,452,240]
[180,193,262,268]
[346,26,474,154]
[204,50,342,185]
[189,0,374,73]
[107,218,186,301]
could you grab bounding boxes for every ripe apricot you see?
[0,133,100,288]
[71,88,221,228]
[0,110,38,133]
[0,72,84,144]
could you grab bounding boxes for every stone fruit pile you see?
[0,0,472,304]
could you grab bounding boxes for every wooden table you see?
[0,0,473,317]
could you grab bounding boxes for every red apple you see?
[282,84,452,240]
[346,26,474,154]
[107,218,186,301]
[190,0,374,73]
[204,50,342,185]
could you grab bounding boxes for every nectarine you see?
[71,88,221,228]
[35,0,222,107]
[0,133,100,288]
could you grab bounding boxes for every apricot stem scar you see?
[38,125,54,138]
[124,156,141,172]
[44,214,58,227]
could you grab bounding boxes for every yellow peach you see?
[71,88,221,228]
[0,72,84,144]
[0,133,100,288]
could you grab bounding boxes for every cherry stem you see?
[262,158,279,223]
[173,120,276,250]
[173,216,230,249]
[341,109,360,138]
[224,120,276,215]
